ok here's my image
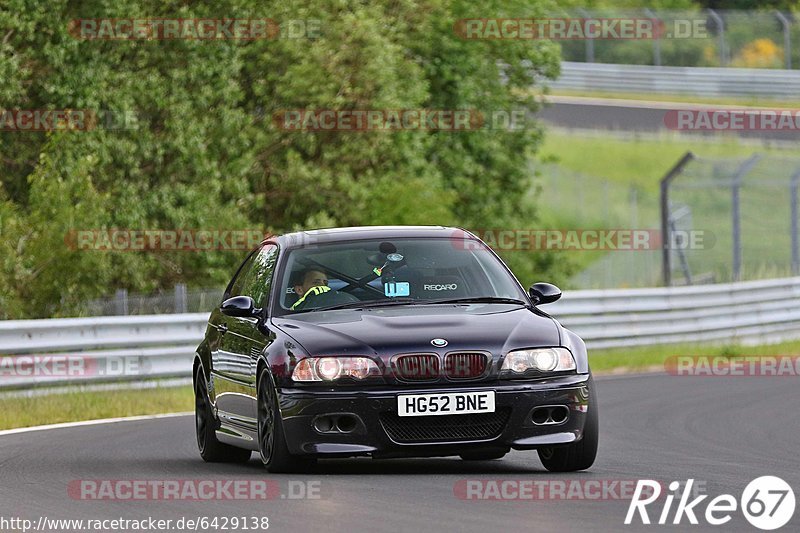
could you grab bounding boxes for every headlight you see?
[316,358,342,380]
[292,357,381,382]
[500,348,576,376]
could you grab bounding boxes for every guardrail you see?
[2,276,799,390]
[551,61,800,98]
[549,276,800,349]
[0,314,207,390]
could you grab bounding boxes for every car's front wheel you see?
[195,368,252,463]
[538,381,599,472]
[257,368,316,473]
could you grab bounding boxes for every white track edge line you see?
[0,412,193,437]
[0,371,669,437]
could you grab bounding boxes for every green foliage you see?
[1,0,565,318]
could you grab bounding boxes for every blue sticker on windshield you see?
[384,281,410,297]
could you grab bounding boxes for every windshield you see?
[273,237,528,315]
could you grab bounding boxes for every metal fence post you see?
[578,9,595,62]
[775,11,792,70]
[114,289,129,316]
[660,152,695,287]
[707,9,726,66]
[731,155,761,282]
[732,185,741,281]
[174,283,188,313]
[671,218,693,285]
[644,8,662,66]
[791,170,800,275]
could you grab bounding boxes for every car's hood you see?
[271,304,561,357]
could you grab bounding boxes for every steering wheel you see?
[292,288,360,311]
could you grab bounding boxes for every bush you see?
[0,0,568,318]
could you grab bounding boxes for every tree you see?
[0,0,566,318]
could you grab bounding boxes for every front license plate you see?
[397,391,495,417]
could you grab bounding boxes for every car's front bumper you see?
[277,374,594,458]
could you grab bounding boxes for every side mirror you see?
[220,295,262,318]
[529,282,561,305]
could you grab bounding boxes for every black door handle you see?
[215,324,228,334]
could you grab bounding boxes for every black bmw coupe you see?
[194,226,598,472]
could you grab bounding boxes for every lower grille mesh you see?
[380,408,511,443]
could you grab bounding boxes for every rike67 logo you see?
[626,477,795,530]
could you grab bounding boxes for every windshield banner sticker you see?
[384,281,410,297]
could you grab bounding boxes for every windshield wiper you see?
[298,298,419,313]
[421,296,529,306]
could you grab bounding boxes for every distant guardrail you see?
[2,277,800,390]
[0,314,207,390]
[549,276,800,349]
[551,61,800,98]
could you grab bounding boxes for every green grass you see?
[2,339,799,430]
[539,131,800,190]
[530,130,800,286]
[0,385,193,430]
[590,339,800,373]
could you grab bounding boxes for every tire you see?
[195,368,252,463]
[257,368,316,473]
[459,449,508,461]
[538,380,599,472]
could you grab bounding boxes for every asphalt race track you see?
[537,96,800,142]
[1,373,798,532]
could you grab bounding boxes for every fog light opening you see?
[335,415,357,433]
[313,416,334,433]
[531,405,569,425]
[550,406,569,424]
[531,407,550,425]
